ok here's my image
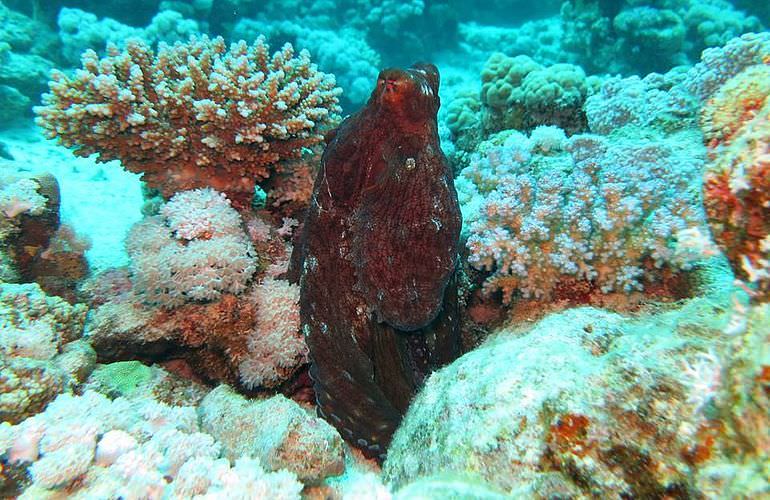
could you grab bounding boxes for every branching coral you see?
[461,127,705,302]
[35,35,341,206]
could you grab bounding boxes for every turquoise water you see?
[0,0,769,498]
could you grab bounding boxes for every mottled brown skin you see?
[291,63,462,460]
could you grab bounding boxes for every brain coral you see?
[460,127,705,302]
[34,35,341,207]
[127,188,257,309]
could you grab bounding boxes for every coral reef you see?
[127,188,256,308]
[0,388,306,497]
[198,385,344,485]
[57,7,201,65]
[239,277,306,390]
[0,3,58,124]
[232,19,380,108]
[683,32,770,103]
[0,172,89,301]
[560,0,763,75]
[87,293,258,386]
[0,0,768,496]
[584,68,697,135]
[35,35,341,206]
[84,360,209,406]
[480,53,594,136]
[88,191,306,389]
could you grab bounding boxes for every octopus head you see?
[373,63,440,122]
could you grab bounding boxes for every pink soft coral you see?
[238,277,307,389]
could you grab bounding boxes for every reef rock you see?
[384,266,770,497]
[198,385,344,485]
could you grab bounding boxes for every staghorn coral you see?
[700,64,770,299]
[35,35,341,207]
[461,127,705,302]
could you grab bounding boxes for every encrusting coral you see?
[700,63,770,299]
[34,34,342,207]
[0,282,94,425]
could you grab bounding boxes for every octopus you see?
[290,63,462,460]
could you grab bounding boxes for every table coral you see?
[34,34,341,207]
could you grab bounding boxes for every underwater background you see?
[1,0,769,497]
